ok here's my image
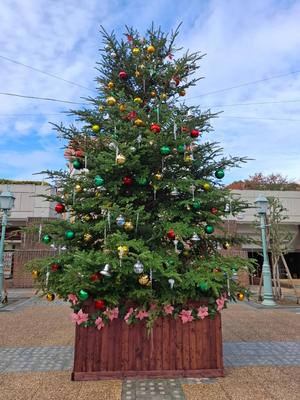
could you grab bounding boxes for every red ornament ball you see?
[211,207,218,215]
[75,150,84,158]
[95,299,106,310]
[173,76,180,86]
[122,176,133,186]
[119,70,128,80]
[167,229,176,240]
[190,129,200,138]
[90,272,102,282]
[150,123,161,133]
[55,203,65,214]
[51,263,60,272]
[127,111,137,121]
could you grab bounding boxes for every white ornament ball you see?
[133,260,144,274]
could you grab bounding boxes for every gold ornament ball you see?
[70,215,76,224]
[184,154,193,163]
[154,172,163,180]
[116,154,126,165]
[237,292,245,301]
[106,96,116,106]
[150,91,157,98]
[132,47,140,55]
[75,184,82,193]
[83,214,92,222]
[83,233,93,242]
[98,105,104,112]
[135,70,141,78]
[147,45,155,54]
[92,124,100,132]
[134,118,144,127]
[183,250,190,257]
[134,97,143,104]
[160,93,168,100]
[179,89,186,96]
[203,182,211,191]
[107,81,114,89]
[139,274,150,286]
[124,221,134,231]
[139,64,145,69]
[119,104,126,112]
[46,293,55,302]
[32,270,39,279]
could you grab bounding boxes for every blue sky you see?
[1,0,300,183]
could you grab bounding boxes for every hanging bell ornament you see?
[46,293,55,302]
[170,79,177,89]
[134,118,144,127]
[116,215,125,227]
[100,264,112,277]
[191,233,200,241]
[32,270,39,279]
[42,234,51,244]
[124,221,134,232]
[170,187,179,197]
[75,184,82,193]
[107,81,114,89]
[160,145,171,155]
[168,278,175,289]
[78,289,89,301]
[154,172,163,180]
[184,154,193,163]
[223,242,231,250]
[133,260,144,274]
[94,175,104,186]
[119,104,126,112]
[138,274,150,286]
[117,245,129,256]
[116,154,126,165]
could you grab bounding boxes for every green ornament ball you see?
[94,175,104,186]
[215,169,225,179]
[78,289,89,301]
[137,177,148,185]
[177,144,185,154]
[42,234,51,244]
[192,201,201,210]
[65,230,75,240]
[199,281,209,292]
[73,159,82,170]
[204,224,214,234]
[160,145,171,155]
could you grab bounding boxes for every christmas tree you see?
[29,25,252,329]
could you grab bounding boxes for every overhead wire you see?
[0,92,89,105]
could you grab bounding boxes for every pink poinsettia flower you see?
[71,309,88,325]
[216,297,225,311]
[68,293,78,305]
[124,307,134,323]
[104,307,119,321]
[197,306,209,320]
[95,316,105,330]
[179,309,194,324]
[164,304,174,315]
[136,310,149,320]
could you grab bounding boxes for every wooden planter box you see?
[71,301,224,381]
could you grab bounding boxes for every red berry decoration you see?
[122,176,133,186]
[167,229,176,240]
[55,203,65,214]
[51,263,60,272]
[95,299,106,310]
[119,70,128,80]
[90,272,102,282]
[150,123,161,133]
[127,111,137,121]
[211,207,218,215]
[190,129,200,138]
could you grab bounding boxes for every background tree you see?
[227,172,300,191]
[28,24,252,329]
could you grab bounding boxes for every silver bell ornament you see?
[168,278,175,289]
[133,260,144,274]
[170,79,177,89]
[170,187,179,197]
[100,264,111,277]
[116,215,125,227]
[191,232,200,241]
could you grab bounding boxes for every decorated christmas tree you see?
[29,25,252,329]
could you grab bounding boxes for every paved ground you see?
[0,291,300,399]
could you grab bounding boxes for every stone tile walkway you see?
[1,341,299,374]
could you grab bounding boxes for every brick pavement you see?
[0,293,300,399]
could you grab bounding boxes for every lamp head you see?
[255,195,268,214]
[0,191,15,211]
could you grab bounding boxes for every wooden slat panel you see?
[175,319,183,370]
[182,322,190,370]
[121,322,129,371]
[189,322,197,370]
[162,317,170,370]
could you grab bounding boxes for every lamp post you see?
[0,190,15,307]
[255,195,276,306]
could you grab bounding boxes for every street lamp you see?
[0,190,15,307]
[255,195,276,306]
